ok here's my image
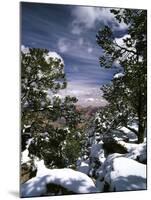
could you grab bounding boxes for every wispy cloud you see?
[71,7,128,35]
[22,2,120,107]
[57,37,99,65]
[57,38,69,53]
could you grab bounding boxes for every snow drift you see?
[96,153,146,192]
[21,160,99,197]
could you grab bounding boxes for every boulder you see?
[21,160,37,183]
[96,154,146,192]
[103,130,128,154]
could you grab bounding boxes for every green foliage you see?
[96,9,147,143]
[21,47,83,167]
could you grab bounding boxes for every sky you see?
[21,2,127,107]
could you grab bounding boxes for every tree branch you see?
[114,41,137,55]
[126,125,138,135]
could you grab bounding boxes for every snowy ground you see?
[21,125,147,197]
[21,159,99,197]
[117,140,147,163]
[96,154,146,192]
[77,125,147,193]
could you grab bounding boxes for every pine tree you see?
[21,47,83,168]
[96,9,147,143]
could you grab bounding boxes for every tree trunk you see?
[137,94,145,143]
[137,72,145,144]
[137,122,145,143]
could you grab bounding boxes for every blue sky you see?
[21,2,127,106]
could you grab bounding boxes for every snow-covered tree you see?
[21,47,83,168]
[96,9,147,143]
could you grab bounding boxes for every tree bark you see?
[137,121,145,143]
[137,88,145,144]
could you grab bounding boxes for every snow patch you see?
[21,138,33,164]
[118,140,147,163]
[21,166,99,197]
[77,160,90,175]
[96,154,146,192]
[21,45,29,54]
[90,143,105,164]
[44,51,64,65]
[110,157,146,191]
[113,72,124,79]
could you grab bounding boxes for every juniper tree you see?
[21,47,82,167]
[96,9,147,143]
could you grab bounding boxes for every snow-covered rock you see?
[96,154,146,192]
[119,126,138,142]
[21,164,99,197]
[21,160,37,184]
[77,160,90,175]
[103,131,128,155]
[90,143,105,164]
[103,129,129,143]
[118,140,147,164]
[84,142,106,178]
[21,138,33,164]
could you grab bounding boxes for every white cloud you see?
[88,47,93,53]
[71,23,83,35]
[57,37,96,63]
[72,66,79,72]
[57,38,69,53]
[71,7,128,35]
[78,38,84,45]
[72,7,102,29]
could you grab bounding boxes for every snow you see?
[108,129,129,142]
[77,160,90,175]
[113,72,124,79]
[37,70,43,79]
[21,45,64,66]
[21,45,29,54]
[109,157,146,191]
[21,161,99,197]
[114,34,136,62]
[21,149,31,164]
[53,94,62,98]
[114,34,136,52]
[119,126,137,142]
[24,124,31,129]
[21,138,33,164]
[115,34,131,47]
[34,159,50,176]
[118,140,147,163]
[96,154,146,192]
[90,143,105,164]
[44,51,64,65]
[108,125,146,163]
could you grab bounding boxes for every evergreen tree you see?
[21,47,82,167]
[96,9,147,143]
